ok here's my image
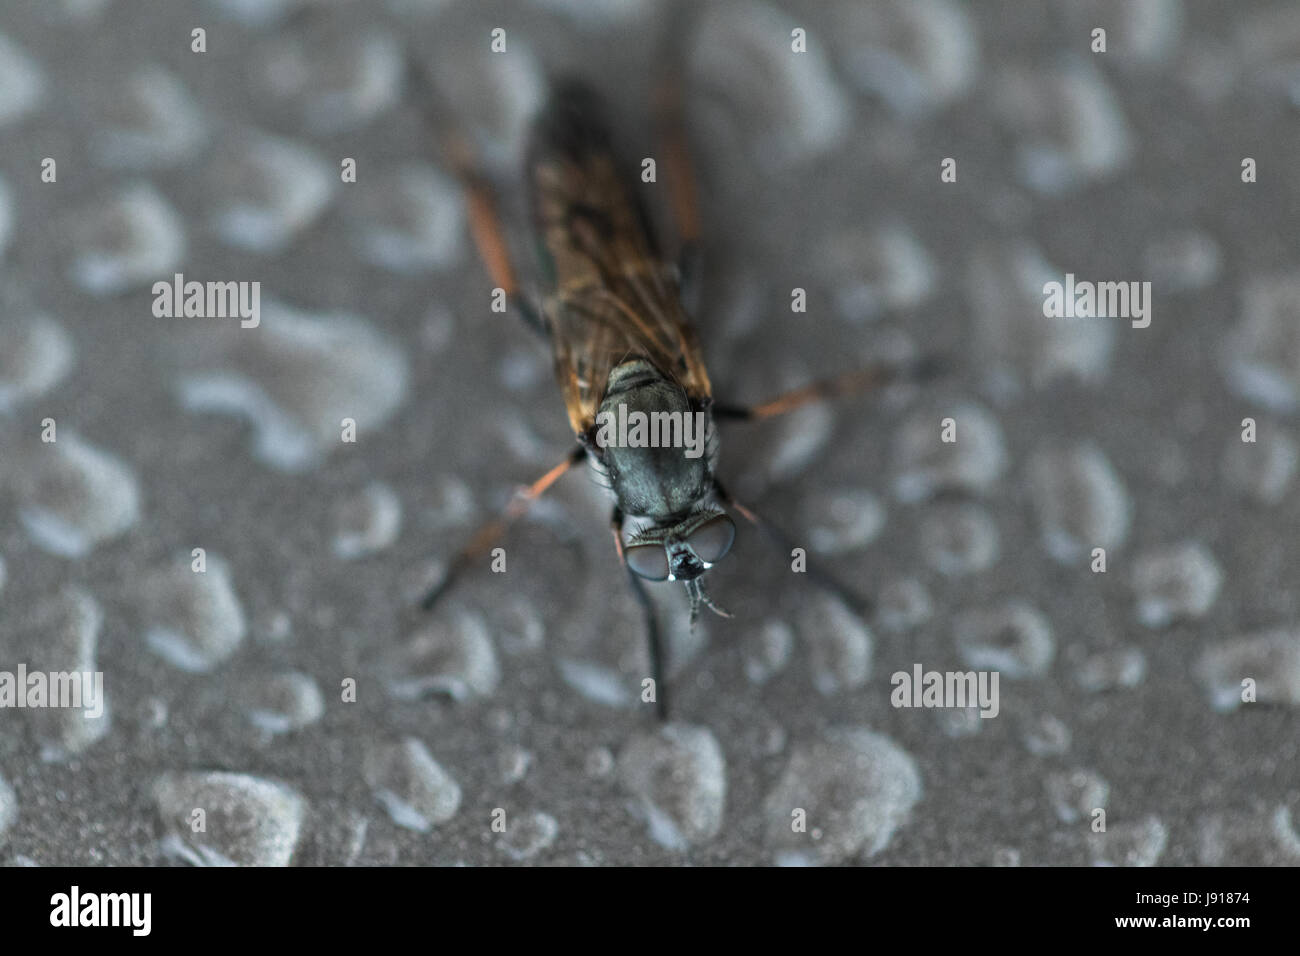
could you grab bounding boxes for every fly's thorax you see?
[593,361,715,520]
[603,358,662,395]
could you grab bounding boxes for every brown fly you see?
[417,74,937,718]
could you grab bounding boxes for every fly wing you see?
[528,80,711,438]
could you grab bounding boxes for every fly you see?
[417,74,938,718]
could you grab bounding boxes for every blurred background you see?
[0,0,1298,865]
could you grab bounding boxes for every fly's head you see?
[623,508,736,627]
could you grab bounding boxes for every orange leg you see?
[446,138,521,298]
[713,356,945,422]
[441,135,546,336]
[655,76,702,249]
[420,446,585,611]
[403,52,545,336]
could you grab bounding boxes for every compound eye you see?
[687,514,736,564]
[625,543,670,581]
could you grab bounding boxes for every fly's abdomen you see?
[528,79,615,174]
[527,79,660,291]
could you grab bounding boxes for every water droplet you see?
[177,300,409,472]
[1075,646,1147,692]
[584,747,615,779]
[497,746,533,786]
[892,402,1007,502]
[14,433,140,557]
[362,738,461,831]
[954,601,1055,678]
[20,588,109,759]
[1143,228,1220,293]
[1224,275,1300,412]
[1020,713,1072,757]
[743,619,794,686]
[799,595,873,696]
[0,314,74,412]
[876,577,934,633]
[992,62,1132,194]
[0,773,17,840]
[1196,628,1300,710]
[992,846,1022,866]
[1045,768,1109,824]
[690,0,851,169]
[498,809,559,861]
[918,501,1000,576]
[1089,816,1168,867]
[344,164,465,273]
[619,723,726,850]
[245,671,324,735]
[1222,423,1298,505]
[137,553,246,673]
[386,612,500,701]
[827,0,979,117]
[765,728,921,865]
[1027,442,1131,563]
[815,225,936,322]
[88,66,206,168]
[154,771,306,866]
[1196,805,1300,865]
[936,706,982,738]
[257,27,403,134]
[798,486,885,554]
[967,243,1115,389]
[417,30,544,166]
[67,184,185,295]
[205,133,334,254]
[332,482,403,559]
[1131,541,1222,628]
[0,34,45,128]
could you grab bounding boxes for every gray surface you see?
[1,0,1299,866]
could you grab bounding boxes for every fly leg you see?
[402,56,546,338]
[712,478,872,617]
[712,357,945,422]
[611,506,669,721]
[419,445,586,611]
[445,137,547,338]
[710,360,947,612]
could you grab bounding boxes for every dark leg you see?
[713,356,946,422]
[420,445,586,611]
[713,478,872,617]
[611,506,669,721]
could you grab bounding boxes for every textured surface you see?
[1,0,1299,866]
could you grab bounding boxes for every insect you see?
[419,76,936,718]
